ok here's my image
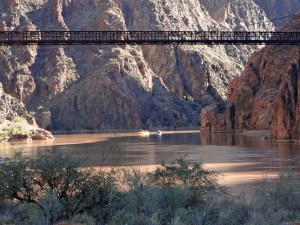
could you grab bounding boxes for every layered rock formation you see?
[1,0,295,132]
[254,0,300,27]
[201,0,272,31]
[201,17,300,140]
[0,83,54,141]
[0,83,33,123]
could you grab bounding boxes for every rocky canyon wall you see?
[0,83,34,123]
[0,0,295,131]
[201,17,300,140]
[254,0,300,27]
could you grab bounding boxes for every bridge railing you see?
[0,31,300,45]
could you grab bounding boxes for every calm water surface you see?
[1,131,300,187]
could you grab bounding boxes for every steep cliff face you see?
[254,0,300,27]
[201,0,272,31]
[202,0,300,28]
[0,0,274,131]
[0,83,33,123]
[0,78,54,141]
[201,17,300,140]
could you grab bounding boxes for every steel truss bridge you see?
[1,31,300,45]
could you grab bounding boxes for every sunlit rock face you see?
[0,83,55,141]
[201,0,272,31]
[202,0,300,28]
[201,17,300,140]
[0,83,33,123]
[254,0,300,27]
[0,0,275,130]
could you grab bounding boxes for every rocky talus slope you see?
[0,0,276,131]
[201,17,300,140]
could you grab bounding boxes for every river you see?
[1,130,300,190]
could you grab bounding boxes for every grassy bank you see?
[0,152,299,225]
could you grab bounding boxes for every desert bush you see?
[0,151,119,224]
[0,131,8,141]
[149,158,218,189]
[0,117,36,141]
[2,122,34,137]
[243,170,300,225]
[12,117,28,124]
[212,194,250,225]
[148,158,221,207]
[120,168,160,215]
[111,159,223,225]
[271,170,300,212]
[1,152,300,225]
[71,213,96,225]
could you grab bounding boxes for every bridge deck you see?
[1,31,300,45]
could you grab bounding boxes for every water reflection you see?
[1,131,300,188]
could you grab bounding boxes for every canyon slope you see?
[254,0,300,27]
[0,0,297,132]
[201,17,300,140]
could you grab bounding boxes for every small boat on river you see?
[155,130,162,135]
[138,130,150,136]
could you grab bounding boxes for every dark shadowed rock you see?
[202,17,300,140]
[0,0,275,131]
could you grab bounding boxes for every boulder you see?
[31,129,55,140]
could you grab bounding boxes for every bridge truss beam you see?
[1,31,300,45]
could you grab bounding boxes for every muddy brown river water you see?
[1,130,300,191]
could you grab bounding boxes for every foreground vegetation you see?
[0,117,35,141]
[0,152,299,225]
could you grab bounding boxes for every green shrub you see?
[214,194,250,225]
[113,159,223,224]
[148,158,221,207]
[71,213,96,225]
[1,153,300,225]
[12,117,28,124]
[0,151,119,224]
[3,123,34,136]
[248,170,300,224]
[149,158,218,188]
[0,131,8,141]
[0,117,35,141]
